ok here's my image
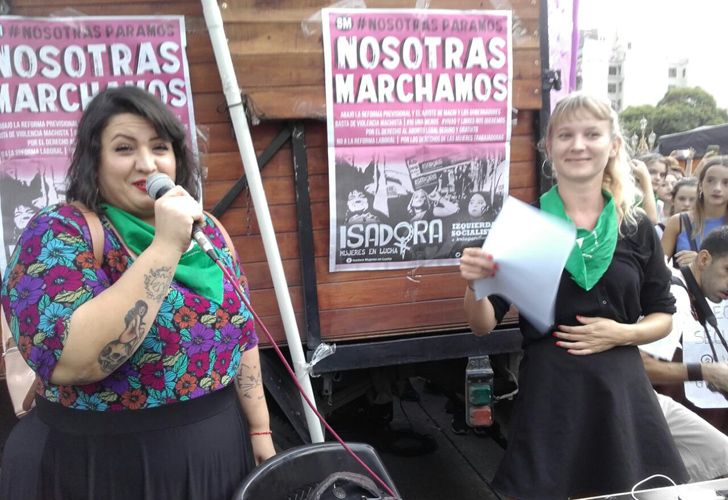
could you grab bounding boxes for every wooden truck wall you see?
[8,0,542,344]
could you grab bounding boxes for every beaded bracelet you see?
[250,430,273,437]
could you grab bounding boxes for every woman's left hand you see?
[674,250,698,268]
[553,315,628,355]
[250,433,276,465]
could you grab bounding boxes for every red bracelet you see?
[250,430,272,436]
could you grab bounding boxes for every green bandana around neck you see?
[539,185,618,291]
[102,204,223,303]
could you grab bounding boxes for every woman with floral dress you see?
[0,86,275,499]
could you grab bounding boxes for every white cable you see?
[630,474,676,499]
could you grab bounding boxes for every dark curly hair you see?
[65,86,200,213]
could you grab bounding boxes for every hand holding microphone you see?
[145,173,217,260]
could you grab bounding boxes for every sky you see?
[577,0,728,109]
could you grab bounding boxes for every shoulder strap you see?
[205,211,239,269]
[680,212,699,252]
[669,274,687,291]
[679,266,715,329]
[69,201,104,266]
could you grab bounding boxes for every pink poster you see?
[0,15,196,271]
[323,9,513,271]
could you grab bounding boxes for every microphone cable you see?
[210,253,400,499]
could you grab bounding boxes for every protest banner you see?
[322,8,513,271]
[0,15,195,270]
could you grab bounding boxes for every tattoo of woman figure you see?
[98,300,148,373]
[236,363,263,400]
[144,266,173,301]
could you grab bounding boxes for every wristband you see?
[250,430,272,436]
[686,363,703,382]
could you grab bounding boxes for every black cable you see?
[214,257,400,498]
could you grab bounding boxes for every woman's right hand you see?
[153,185,204,254]
[459,247,498,284]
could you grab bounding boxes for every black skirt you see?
[492,339,689,499]
[0,384,254,500]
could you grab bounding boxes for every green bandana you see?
[539,186,618,291]
[102,204,223,303]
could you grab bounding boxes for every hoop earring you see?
[541,158,554,179]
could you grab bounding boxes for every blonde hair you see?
[544,92,640,233]
[691,155,728,239]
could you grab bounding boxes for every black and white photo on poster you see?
[332,143,509,270]
[0,158,65,267]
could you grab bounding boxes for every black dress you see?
[489,215,689,499]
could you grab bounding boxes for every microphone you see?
[145,173,218,260]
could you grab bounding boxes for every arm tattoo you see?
[98,300,148,373]
[144,266,173,301]
[236,363,264,400]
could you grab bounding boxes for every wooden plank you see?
[232,232,300,262]
[190,20,538,57]
[225,0,539,10]
[192,93,236,124]
[249,286,304,317]
[316,271,467,310]
[222,2,539,22]
[189,48,541,92]
[253,313,305,346]
[243,259,303,289]
[314,255,458,284]
[319,299,468,339]
[11,3,203,15]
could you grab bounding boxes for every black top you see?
[489,214,688,498]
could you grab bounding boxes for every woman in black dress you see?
[459,93,688,498]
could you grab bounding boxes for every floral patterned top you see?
[0,204,258,411]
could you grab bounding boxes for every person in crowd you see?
[665,156,684,181]
[670,177,698,216]
[655,173,679,225]
[0,86,275,500]
[640,153,669,198]
[661,156,728,268]
[640,226,728,482]
[630,157,659,224]
[460,92,688,498]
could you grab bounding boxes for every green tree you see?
[620,87,728,140]
[619,105,656,139]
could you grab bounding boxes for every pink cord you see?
[217,260,398,498]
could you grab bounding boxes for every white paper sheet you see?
[473,197,576,333]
